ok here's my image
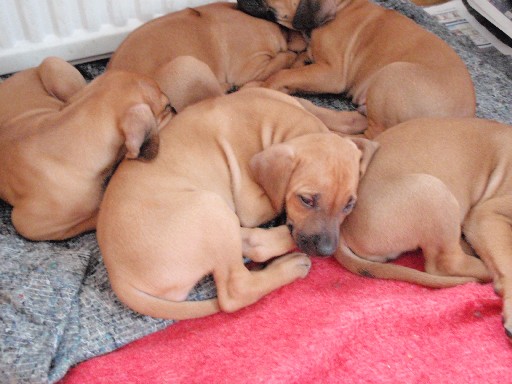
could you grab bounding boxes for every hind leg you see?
[214,251,311,313]
[364,62,457,138]
[218,219,310,313]
[189,195,312,314]
[463,197,512,337]
[422,243,491,282]
[406,176,491,282]
[11,202,95,241]
[218,224,312,313]
[343,173,490,282]
[38,56,86,101]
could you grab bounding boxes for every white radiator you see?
[0,0,222,75]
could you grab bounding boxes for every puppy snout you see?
[292,0,335,30]
[236,0,277,22]
[296,232,337,257]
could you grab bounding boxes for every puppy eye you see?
[343,196,356,214]
[299,194,317,208]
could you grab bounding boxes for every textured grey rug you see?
[0,1,511,383]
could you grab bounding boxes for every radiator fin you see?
[0,0,223,75]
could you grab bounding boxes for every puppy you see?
[108,1,305,92]
[0,57,173,241]
[108,1,366,135]
[334,117,512,338]
[238,0,476,138]
[97,80,378,320]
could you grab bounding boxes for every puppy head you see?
[250,133,378,256]
[237,0,337,30]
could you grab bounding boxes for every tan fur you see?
[335,117,512,338]
[0,57,173,241]
[238,0,476,138]
[108,2,304,92]
[97,86,378,320]
[109,1,367,135]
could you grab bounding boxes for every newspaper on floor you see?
[467,0,512,39]
[424,0,512,55]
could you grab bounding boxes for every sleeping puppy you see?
[108,1,366,135]
[237,0,476,138]
[334,118,512,338]
[0,57,173,241]
[108,2,301,92]
[97,66,378,319]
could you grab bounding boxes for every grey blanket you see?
[0,1,511,383]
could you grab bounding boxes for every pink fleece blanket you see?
[59,254,512,383]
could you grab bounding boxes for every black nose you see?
[296,233,336,257]
[314,235,337,256]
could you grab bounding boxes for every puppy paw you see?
[270,252,312,278]
[261,78,292,94]
[267,84,292,94]
[290,52,311,68]
[502,296,512,340]
[287,30,308,53]
[330,111,368,135]
[503,316,512,340]
[357,104,367,116]
[351,112,369,133]
[494,280,504,296]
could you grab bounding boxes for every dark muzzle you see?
[296,232,338,257]
[236,0,277,22]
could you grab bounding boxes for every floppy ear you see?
[249,143,296,212]
[120,103,159,160]
[349,137,380,177]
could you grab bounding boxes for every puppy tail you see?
[115,285,221,320]
[335,243,479,288]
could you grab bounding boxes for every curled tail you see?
[335,243,479,289]
[114,282,220,320]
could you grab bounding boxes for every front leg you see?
[263,62,344,95]
[237,51,298,87]
[241,225,296,262]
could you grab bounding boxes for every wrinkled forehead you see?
[308,136,361,166]
[292,148,360,191]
